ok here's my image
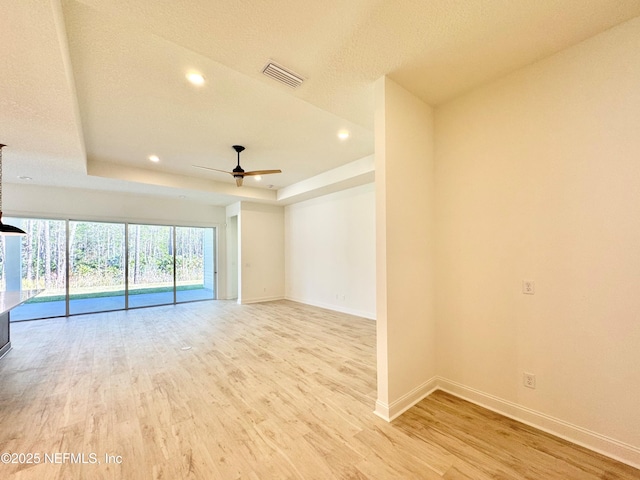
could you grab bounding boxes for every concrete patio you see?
[10,288,215,321]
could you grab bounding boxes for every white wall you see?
[237,202,285,303]
[225,215,239,300]
[375,76,437,420]
[203,229,215,290]
[6,183,226,226]
[284,183,375,319]
[435,16,640,465]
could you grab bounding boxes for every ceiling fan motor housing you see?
[233,145,245,177]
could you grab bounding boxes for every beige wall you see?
[375,76,437,419]
[435,16,640,458]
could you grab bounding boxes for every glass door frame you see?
[3,215,217,321]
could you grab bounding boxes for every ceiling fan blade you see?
[192,165,233,175]
[243,169,282,176]
[195,147,280,187]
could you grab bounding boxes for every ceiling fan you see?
[193,145,281,187]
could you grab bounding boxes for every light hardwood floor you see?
[0,300,637,479]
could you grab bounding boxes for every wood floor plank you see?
[1,300,638,479]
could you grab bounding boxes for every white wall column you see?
[375,76,437,420]
[225,203,240,301]
[203,227,215,292]
[227,202,284,304]
[5,236,23,290]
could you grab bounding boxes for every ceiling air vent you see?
[262,62,304,88]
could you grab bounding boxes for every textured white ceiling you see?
[2,0,640,206]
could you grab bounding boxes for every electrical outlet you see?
[523,372,536,389]
[522,280,535,295]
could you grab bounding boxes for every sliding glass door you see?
[176,226,215,303]
[128,224,174,308]
[2,217,216,321]
[69,221,125,315]
[0,217,67,320]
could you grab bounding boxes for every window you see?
[0,217,216,321]
[0,218,67,320]
[68,221,126,315]
[128,224,174,308]
[176,226,215,303]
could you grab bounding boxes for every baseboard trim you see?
[373,376,639,469]
[239,295,285,305]
[374,376,439,422]
[436,377,640,470]
[284,296,376,320]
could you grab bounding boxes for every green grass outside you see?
[26,284,205,303]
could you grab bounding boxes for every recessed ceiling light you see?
[18,175,32,181]
[254,175,262,181]
[178,195,187,199]
[337,130,350,140]
[148,155,160,163]
[186,72,205,86]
